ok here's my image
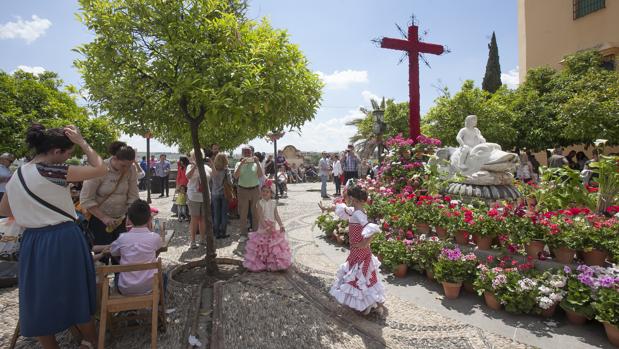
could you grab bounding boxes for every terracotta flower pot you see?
[425,269,435,281]
[474,235,493,250]
[454,230,469,245]
[463,281,475,293]
[416,223,431,235]
[525,240,545,259]
[552,246,575,264]
[442,281,462,299]
[540,303,557,318]
[484,292,501,311]
[393,264,408,278]
[583,249,608,266]
[435,226,448,240]
[565,309,588,325]
[603,322,619,347]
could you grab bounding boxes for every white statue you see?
[441,115,519,185]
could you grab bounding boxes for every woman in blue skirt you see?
[0,123,107,349]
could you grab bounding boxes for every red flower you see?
[488,208,499,217]
[487,255,495,263]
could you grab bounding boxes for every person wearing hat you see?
[0,153,15,204]
[234,145,263,239]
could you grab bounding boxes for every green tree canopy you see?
[0,70,118,158]
[75,0,322,272]
[75,0,322,150]
[422,50,619,151]
[422,80,517,149]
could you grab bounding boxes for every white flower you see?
[538,285,552,295]
[419,234,427,241]
[518,278,536,291]
[550,277,566,288]
[537,296,554,310]
[549,292,563,303]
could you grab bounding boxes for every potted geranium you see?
[433,247,477,299]
[472,207,504,250]
[510,212,549,259]
[314,213,338,240]
[410,237,445,281]
[499,269,541,315]
[380,238,410,278]
[592,266,619,347]
[582,215,618,266]
[474,262,507,311]
[412,195,435,235]
[560,265,597,325]
[431,197,454,240]
[443,204,473,245]
[545,210,587,264]
[535,270,567,317]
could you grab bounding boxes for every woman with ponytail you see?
[0,123,107,349]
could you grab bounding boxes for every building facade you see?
[518,0,619,81]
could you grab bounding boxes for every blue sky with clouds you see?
[0,0,519,154]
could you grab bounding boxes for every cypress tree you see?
[482,32,502,93]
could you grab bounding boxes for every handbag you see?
[83,168,127,221]
[223,171,235,201]
[0,218,23,261]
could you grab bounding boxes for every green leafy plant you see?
[535,166,595,212]
[590,155,619,214]
[560,272,595,319]
[593,288,619,326]
[379,239,410,272]
[433,247,478,283]
[409,238,446,272]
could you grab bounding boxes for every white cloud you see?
[0,15,52,44]
[361,90,380,104]
[120,134,179,153]
[238,109,364,154]
[15,65,45,75]
[501,67,520,89]
[316,70,368,89]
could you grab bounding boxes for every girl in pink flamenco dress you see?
[243,180,292,272]
[319,185,386,315]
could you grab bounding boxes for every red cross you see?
[381,25,444,141]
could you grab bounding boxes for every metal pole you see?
[146,137,151,204]
[274,138,279,200]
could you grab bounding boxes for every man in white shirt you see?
[331,154,343,196]
[318,151,331,199]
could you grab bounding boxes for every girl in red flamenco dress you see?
[319,184,386,315]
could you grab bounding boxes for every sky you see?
[0,0,519,154]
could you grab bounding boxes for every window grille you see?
[573,0,605,19]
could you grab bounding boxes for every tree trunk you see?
[189,120,218,274]
[180,95,218,275]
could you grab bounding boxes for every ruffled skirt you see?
[243,221,292,272]
[330,252,385,312]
